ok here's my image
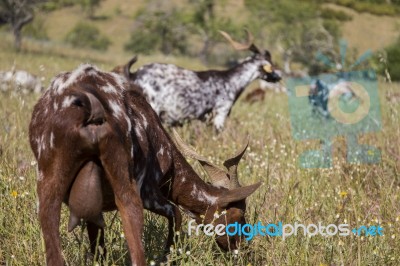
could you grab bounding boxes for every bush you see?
[385,41,400,81]
[124,9,190,56]
[65,22,111,51]
[22,16,49,41]
[320,8,352,21]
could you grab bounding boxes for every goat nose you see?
[271,71,282,81]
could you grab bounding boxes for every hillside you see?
[2,0,399,72]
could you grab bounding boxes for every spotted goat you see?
[29,64,261,265]
[114,30,281,131]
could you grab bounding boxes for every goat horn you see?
[223,136,249,189]
[124,55,138,78]
[172,129,230,188]
[219,29,255,51]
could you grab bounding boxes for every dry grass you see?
[323,4,400,54]
[0,32,400,265]
[1,3,400,263]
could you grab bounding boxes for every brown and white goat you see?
[114,30,281,131]
[29,64,261,265]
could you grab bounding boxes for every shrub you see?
[22,16,49,41]
[65,22,111,51]
[320,8,352,21]
[385,40,400,81]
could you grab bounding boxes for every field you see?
[0,33,400,265]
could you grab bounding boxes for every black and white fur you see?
[115,34,281,131]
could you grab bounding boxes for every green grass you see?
[1,32,400,266]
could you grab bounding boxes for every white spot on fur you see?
[53,101,59,111]
[49,132,54,149]
[38,170,44,181]
[110,72,128,90]
[36,135,47,159]
[56,64,99,94]
[101,84,117,94]
[140,112,148,128]
[191,184,217,204]
[158,147,164,156]
[109,100,123,118]
[62,96,76,109]
[134,124,144,142]
[124,115,132,136]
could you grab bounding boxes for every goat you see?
[29,64,261,265]
[244,87,266,104]
[0,69,43,94]
[113,30,281,131]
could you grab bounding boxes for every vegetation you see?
[0,41,399,264]
[65,22,111,51]
[0,0,399,265]
[385,37,400,81]
[326,0,400,16]
[0,0,46,51]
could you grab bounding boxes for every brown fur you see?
[29,64,261,265]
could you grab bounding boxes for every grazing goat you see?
[29,64,261,265]
[244,87,266,104]
[114,30,281,131]
[0,69,43,94]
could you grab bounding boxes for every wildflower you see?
[150,260,156,265]
[391,234,396,239]
[120,233,125,238]
[18,176,25,181]
[30,160,37,166]
[186,251,191,256]
[339,191,348,198]
[233,249,239,255]
[11,190,18,198]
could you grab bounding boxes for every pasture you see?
[0,33,400,266]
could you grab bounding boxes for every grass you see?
[1,28,400,266]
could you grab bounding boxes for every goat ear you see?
[217,182,262,207]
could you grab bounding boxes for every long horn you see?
[172,129,230,188]
[223,136,249,189]
[219,29,258,52]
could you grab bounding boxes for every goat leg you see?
[87,221,106,259]
[37,167,75,266]
[100,147,145,266]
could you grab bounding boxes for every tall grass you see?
[0,40,400,265]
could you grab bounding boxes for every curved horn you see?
[172,129,230,188]
[124,55,138,78]
[223,136,249,188]
[219,29,260,53]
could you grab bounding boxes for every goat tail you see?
[75,91,110,145]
